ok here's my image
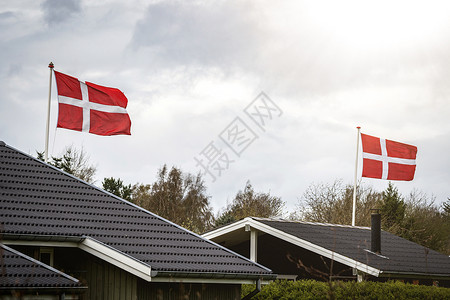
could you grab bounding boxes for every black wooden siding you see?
[137,281,241,300]
[6,245,242,299]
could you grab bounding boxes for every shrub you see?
[242,280,450,300]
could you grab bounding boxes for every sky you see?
[1,0,449,218]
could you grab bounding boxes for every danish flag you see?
[54,71,131,136]
[361,133,417,181]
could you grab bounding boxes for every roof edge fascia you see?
[0,287,88,292]
[151,270,274,284]
[79,237,153,282]
[204,217,381,277]
[378,270,450,280]
[2,238,80,248]
[153,270,276,281]
[1,234,84,244]
[2,236,153,282]
[202,218,250,240]
[150,277,270,284]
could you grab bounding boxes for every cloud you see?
[41,0,82,26]
[1,0,449,212]
[0,11,15,21]
[129,1,450,102]
[131,1,264,69]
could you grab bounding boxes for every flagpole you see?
[44,62,54,163]
[352,126,361,226]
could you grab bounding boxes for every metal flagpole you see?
[352,126,361,226]
[44,62,54,163]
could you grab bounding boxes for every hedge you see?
[242,280,450,300]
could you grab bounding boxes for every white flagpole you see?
[352,126,361,226]
[44,62,54,163]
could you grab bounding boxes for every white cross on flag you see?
[360,133,417,181]
[54,71,131,136]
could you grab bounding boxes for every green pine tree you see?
[381,182,405,230]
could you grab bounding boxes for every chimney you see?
[371,209,381,254]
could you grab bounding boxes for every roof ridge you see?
[252,217,370,230]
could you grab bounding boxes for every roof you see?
[0,142,274,283]
[0,244,84,290]
[203,217,450,279]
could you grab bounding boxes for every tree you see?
[294,180,450,254]
[380,182,405,231]
[379,185,450,254]
[293,180,382,226]
[442,198,450,217]
[400,190,450,254]
[131,165,214,234]
[102,177,132,201]
[214,210,236,228]
[215,181,285,227]
[441,198,450,254]
[37,145,96,183]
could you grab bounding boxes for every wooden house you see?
[203,217,450,287]
[0,142,275,299]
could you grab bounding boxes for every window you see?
[39,247,54,267]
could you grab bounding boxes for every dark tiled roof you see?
[255,218,450,276]
[0,142,272,278]
[0,244,84,289]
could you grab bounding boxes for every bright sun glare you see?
[305,0,450,50]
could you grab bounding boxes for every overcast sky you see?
[1,0,449,218]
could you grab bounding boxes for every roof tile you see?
[255,218,450,276]
[0,244,84,288]
[0,142,272,279]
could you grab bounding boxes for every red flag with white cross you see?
[360,133,417,181]
[54,71,131,136]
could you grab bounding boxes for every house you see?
[0,244,86,299]
[202,217,450,287]
[0,141,275,299]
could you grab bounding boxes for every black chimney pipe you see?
[371,210,381,254]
